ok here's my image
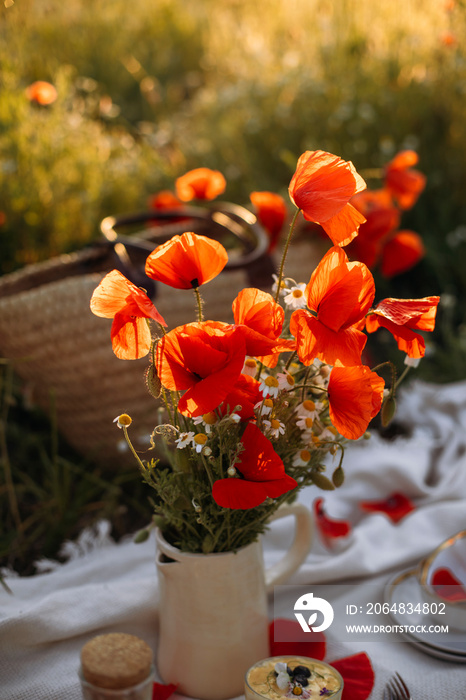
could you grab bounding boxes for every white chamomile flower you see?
[297,399,322,420]
[192,411,218,433]
[313,426,338,445]
[296,415,315,434]
[293,448,312,467]
[311,372,329,390]
[277,371,296,391]
[271,274,290,298]
[263,418,285,439]
[254,397,274,416]
[242,357,259,376]
[284,283,307,309]
[309,359,330,387]
[193,433,208,453]
[259,375,280,397]
[113,413,132,429]
[229,413,241,424]
[175,431,195,449]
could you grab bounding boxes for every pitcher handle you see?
[264,502,313,593]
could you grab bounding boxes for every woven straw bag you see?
[0,205,276,468]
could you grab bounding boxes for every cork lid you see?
[81,633,153,690]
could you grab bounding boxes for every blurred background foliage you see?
[1,0,466,573]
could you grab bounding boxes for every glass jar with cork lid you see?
[79,632,155,700]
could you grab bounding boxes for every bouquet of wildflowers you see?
[91,150,439,553]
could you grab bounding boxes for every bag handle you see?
[99,203,276,294]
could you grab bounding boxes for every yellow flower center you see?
[285,373,295,386]
[202,412,217,425]
[292,289,304,298]
[293,688,303,696]
[304,417,313,429]
[302,400,316,411]
[264,398,274,408]
[271,419,281,430]
[118,413,132,427]
[265,376,279,388]
[245,358,257,369]
[300,449,311,461]
[194,433,208,445]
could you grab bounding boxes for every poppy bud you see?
[381,395,397,427]
[311,472,335,491]
[133,528,150,543]
[152,515,166,528]
[145,364,161,398]
[332,466,345,488]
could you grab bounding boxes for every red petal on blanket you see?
[359,492,415,523]
[330,652,375,700]
[432,567,466,601]
[268,618,326,661]
[153,681,178,700]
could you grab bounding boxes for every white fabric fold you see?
[1,379,466,699]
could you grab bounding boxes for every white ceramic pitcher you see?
[155,502,313,700]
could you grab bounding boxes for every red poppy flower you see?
[360,492,415,523]
[212,423,297,509]
[148,190,184,211]
[233,288,295,365]
[175,167,226,201]
[347,189,401,268]
[314,498,352,546]
[331,654,375,700]
[365,296,440,358]
[25,80,57,105]
[90,270,167,359]
[441,31,458,46]
[250,191,288,251]
[431,568,466,602]
[269,619,375,700]
[327,365,385,440]
[384,150,426,210]
[152,681,177,700]
[218,373,262,420]
[156,321,247,416]
[288,150,367,246]
[145,231,228,289]
[290,246,375,367]
[379,230,425,278]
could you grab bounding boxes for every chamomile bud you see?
[114,413,132,429]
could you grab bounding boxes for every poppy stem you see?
[371,360,398,393]
[301,366,311,402]
[193,286,204,322]
[200,453,214,487]
[292,382,328,394]
[285,351,297,371]
[274,207,301,303]
[395,365,411,389]
[122,425,146,472]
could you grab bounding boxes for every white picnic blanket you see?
[1,379,466,699]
